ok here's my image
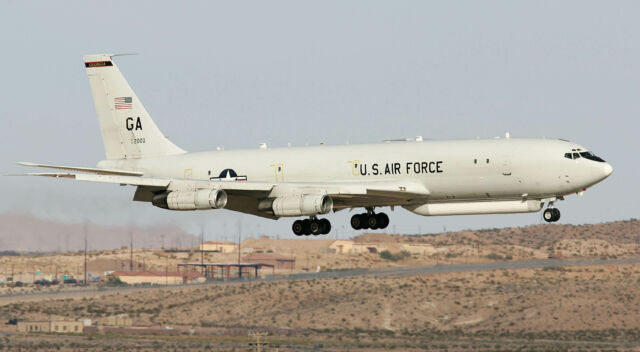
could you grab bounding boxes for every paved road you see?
[1,256,638,305]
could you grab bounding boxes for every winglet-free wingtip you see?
[111,53,138,57]
[83,53,137,62]
[83,53,115,62]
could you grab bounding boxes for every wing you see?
[15,163,429,216]
[16,162,144,176]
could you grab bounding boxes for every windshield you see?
[564,150,605,162]
[579,151,606,162]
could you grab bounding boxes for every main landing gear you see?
[543,207,561,223]
[350,209,389,230]
[292,217,332,236]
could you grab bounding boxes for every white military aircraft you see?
[18,54,613,236]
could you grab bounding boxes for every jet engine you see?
[152,189,227,210]
[258,194,333,217]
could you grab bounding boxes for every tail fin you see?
[83,54,186,160]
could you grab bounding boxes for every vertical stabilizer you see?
[83,54,186,160]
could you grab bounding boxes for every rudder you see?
[84,54,185,160]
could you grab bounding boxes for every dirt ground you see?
[0,262,638,351]
[0,219,638,351]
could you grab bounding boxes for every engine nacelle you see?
[152,189,227,211]
[258,194,333,217]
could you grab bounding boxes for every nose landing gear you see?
[543,208,561,223]
[292,217,331,236]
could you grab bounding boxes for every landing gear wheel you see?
[310,220,322,236]
[543,208,561,223]
[292,220,304,236]
[319,218,331,234]
[367,214,379,229]
[301,219,311,235]
[350,214,363,230]
[376,213,389,229]
[359,214,371,229]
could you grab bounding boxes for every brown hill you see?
[356,219,640,250]
[6,263,639,334]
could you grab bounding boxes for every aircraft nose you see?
[603,163,613,178]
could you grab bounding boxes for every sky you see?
[0,1,638,240]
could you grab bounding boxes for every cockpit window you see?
[580,151,606,162]
[565,150,606,162]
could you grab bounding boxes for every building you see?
[329,240,401,255]
[402,243,437,256]
[87,258,144,279]
[352,243,384,254]
[242,253,295,270]
[108,271,202,285]
[329,240,354,254]
[200,241,238,253]
[102,314,132,327]
[18,320,84,333]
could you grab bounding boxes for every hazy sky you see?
[1,1,638,239]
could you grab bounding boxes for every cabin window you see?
[572,153,580,159]
[474,159,477,164]
[564,153,572,159]
[486,158,489,164]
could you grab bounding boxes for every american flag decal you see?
[114,97,132,110]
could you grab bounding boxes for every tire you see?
[360,214,371,229]
[292,220,304,236]
[376,213,389,229]
[543,209,554,223]
[350,214,362,230]
[310,220,321,235]
[552,208,561,222]
[320,219,331,234]
[301,219,311,235]
[367,214,378,229]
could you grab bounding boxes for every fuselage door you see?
[271,163,285,182]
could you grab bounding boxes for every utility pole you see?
[83,223,87,286]
[237,220,242,264]
[161,234,165,250]
[200,224,204,266]
[237,220,242,278]
[129,230,133,271]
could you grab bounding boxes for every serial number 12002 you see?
[131,138,146,144]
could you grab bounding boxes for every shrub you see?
[379,250,410,262]
[105,276,126,287]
